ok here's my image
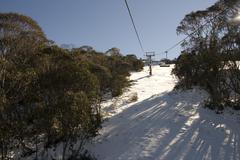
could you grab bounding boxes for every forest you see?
[0,13,143,160]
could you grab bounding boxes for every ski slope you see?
[88,65,240,160]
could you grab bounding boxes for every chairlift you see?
[159,51,170,67]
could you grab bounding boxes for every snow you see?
[88,65,240,160]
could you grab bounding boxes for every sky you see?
[0,0,218,59]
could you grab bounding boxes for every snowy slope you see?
[88,65,240,160]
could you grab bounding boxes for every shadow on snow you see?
[90,90,240,160]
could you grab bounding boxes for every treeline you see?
[0,13,143,159]
[172,0,240,110]
[160,58,177,64]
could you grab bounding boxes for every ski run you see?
[88,65,240,160]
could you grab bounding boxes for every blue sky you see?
[0,0,218,59]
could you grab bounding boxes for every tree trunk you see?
[1,140,4,160]
[35,136,38,160]
[62,138,70,160]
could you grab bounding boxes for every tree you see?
[125,54,144,71]
[0,12,142,159]
[173,0,240,109]
[0,13,48,160]
[0,13,102,159]
[105,47,122,56]
[37,47,102,159]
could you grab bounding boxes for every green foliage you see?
[0,12,143,159]
[173,0,240,110]
[88,63,112,94]
[72,47,143,97]
[125,54,144,71]
[0,13,47,49]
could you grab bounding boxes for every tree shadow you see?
[132,75,151,82]
[89,90,240,160]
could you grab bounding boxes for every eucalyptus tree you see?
[173,0,240,109]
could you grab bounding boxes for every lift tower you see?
[146,52,155,76]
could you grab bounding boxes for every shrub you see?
[128,92,138,103]
[0,12,142,159]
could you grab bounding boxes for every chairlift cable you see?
[124,0,145,54]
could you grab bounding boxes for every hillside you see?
[88,65,240,160]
